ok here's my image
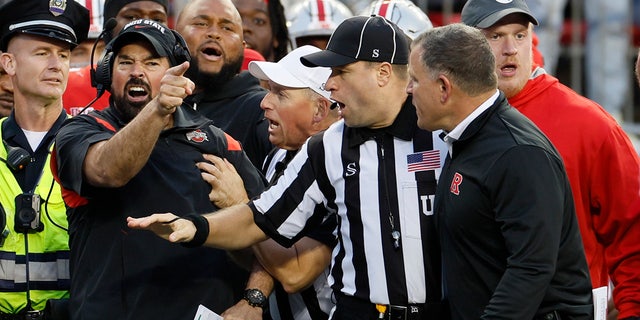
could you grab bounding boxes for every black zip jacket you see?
[435,93,593,320]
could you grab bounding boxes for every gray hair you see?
[411,23,497,96]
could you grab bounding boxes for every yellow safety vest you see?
[0,118,70,313]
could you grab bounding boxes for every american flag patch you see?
[407,150,441,172]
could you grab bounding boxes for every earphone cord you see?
[44,177,67,232]
[23,232,33,311]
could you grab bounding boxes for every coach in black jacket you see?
[407,24,593,320]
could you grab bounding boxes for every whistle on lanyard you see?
[376,304,387,319]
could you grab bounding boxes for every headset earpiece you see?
[170,30,191,65]
[92,46,115,93]
[90,18,117,96]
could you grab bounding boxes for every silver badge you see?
[49,0,66,16]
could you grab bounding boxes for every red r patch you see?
[450,172,463,195]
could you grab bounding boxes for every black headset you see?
[91,28,191,94]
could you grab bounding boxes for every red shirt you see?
[63,65,110,116]
[509,71,640,318]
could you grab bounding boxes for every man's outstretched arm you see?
[127,203,268,250]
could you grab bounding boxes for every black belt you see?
[386,304,424,320]
[335,293,428,320]
[0,310,44,320]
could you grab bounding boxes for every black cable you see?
[44,177,67,232]
[23,232,33,311]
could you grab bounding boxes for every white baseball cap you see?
[249,45,332,99]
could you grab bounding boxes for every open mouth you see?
[43,77,62,84]
[0,97,12,109]
[268,118,280,130]
[126,85,149,102]
[243,38,254,49]
[500,63,517,75]
[0,95,13,103]
[201,45,222,61]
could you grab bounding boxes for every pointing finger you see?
[166,61,190,77]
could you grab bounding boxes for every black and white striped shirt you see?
[250,100,447,306]
[261,148,335,320]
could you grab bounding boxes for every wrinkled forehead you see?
[185,0,242,25]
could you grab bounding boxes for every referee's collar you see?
[346,97,416,147]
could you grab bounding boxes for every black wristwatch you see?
[243,289,267,309]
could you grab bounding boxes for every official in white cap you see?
[0,0,88,317]
[211,45,341,320]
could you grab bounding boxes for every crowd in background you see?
[0,0,639,319]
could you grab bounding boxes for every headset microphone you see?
[330,102,339,110]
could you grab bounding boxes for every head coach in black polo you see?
[52,19,266,319]
[129,15,450,320]
[408,23,593,320]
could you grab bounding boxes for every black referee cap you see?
[0,0,90,51]
[301,15,409,68]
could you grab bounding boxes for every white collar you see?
[443,90,500,157]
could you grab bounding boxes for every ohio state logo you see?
[186,129,209,143]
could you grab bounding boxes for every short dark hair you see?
[412,23,497,96]
[267,0,290,61]
[104,0,169,26]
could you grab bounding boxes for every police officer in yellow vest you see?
[0,0,88,318]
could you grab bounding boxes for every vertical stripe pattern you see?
[252,118,447,305]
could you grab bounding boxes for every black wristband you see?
[180,214,209,248]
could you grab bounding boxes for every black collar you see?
[346,97,417,147]
[2,109,68,152]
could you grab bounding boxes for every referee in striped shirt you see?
[129,15,449,320]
